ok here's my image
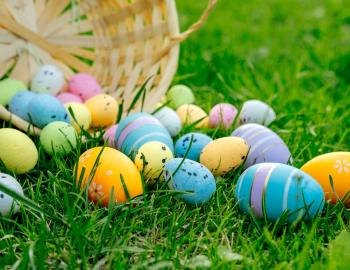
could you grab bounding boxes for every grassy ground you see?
[1,0,350,269]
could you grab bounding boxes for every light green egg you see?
[0,79,27,106]
[166,84,195,109]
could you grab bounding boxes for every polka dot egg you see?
[175,132,212,162]
[85,94,118,128]
[9,91,36,122]
[0,173,24,216]
[31,64,65,95]
[68,73,102,101]
[209,103,238,130]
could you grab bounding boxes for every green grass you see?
[1,0,350,268]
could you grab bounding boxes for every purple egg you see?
[103,124,118,147]
[209,103,237,129]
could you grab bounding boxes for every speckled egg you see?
[176,104,209,128]
[68,73,102,101]
[200,137,248,176]
[75,147,143,206]
[0,173,24,216]
[175,132,212,161]
[236,163,324,222]
[0,78,26,106]
[231,123,292,169]
[0,128,38,174]
[85,94,118,128]
[164,158,216,204]
[209,103,238,130]
[31,65,64,95]
[166,84,195,109]
[239,100,276,126]
[64,102,91,132]
[103,124,118,147]
[9,91,36,121]
[153,106,182,137]
[57,92,83,104]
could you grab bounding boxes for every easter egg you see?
[57,92,83,104]
[9,91,36,121]
[85,94,118,128]
[176,104,209,128]
[209,103,238,129]
[103,124,118,147]
[31,65,64,95]
[200,137,248,176]
[153,106,182,137]
[0,173,24,216]
[239,100,276,126]
[134,141,174,184]
[0,128,38,174]
[232,123,292,169]
[236,163,324,222]
[64,102,91,132]
[164,158,216,204]
[0,78,26,106]
[301,152,350,204]
[40,121,77,156]
[175,132,212,161]
[166,84,195,109]
[75,147,143,205]
[68,73,102,101]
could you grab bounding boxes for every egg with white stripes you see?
[235,163,324,222]
[231,123,292,169]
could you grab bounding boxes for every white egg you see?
[153,106,182,137]
[31,64,64,95]
[239,99,276,126]
[0,173,24,216]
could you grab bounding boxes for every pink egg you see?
[56,92,82,104]
[209,103,238,129]
[103,124,118,147]
[68,73,102,101]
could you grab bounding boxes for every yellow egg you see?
[65,102,92,132]
[176,104,209,128]
[200,137,248,176]
[134,141,174,184]
[85,94,118,128]
[0,128,38,174]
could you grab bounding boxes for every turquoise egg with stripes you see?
[235,163,324,223]
[115,112,148,142]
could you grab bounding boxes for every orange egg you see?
[75,147,143,206]
[85,94,118,127]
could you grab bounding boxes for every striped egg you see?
[231,123,292,169]
[235,163,325,222]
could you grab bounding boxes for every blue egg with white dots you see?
[175,132,212,161]
[164,158,216,204]
[27,94,69,128]
[9,91,36,122]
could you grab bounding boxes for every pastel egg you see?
[200,137,248,176]
[103,124,118,147]
[31,65,65,95]
[164,158,216,204]
[57,92,83,104]
[301,152,350,204]
[231,123,292,169]
[175,132,212,161]
[176,104,209,128]
[0,173,24,216]
[236,163,324,222]
[0,128,38,174]
[28,94,69,128]
[153,106,182,137]
[239,100,276,126]
[9,91,36,121]
[85,94,118,128]
[40,121,77,156]
[209,103,238,129]
[68,73,102,101]
[75,147,143,206]
[64,102,91,132]
[134,141,174,184]
[0,78,26,106]
[166,84,195,109]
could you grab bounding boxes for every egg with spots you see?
[175,132,212,161]
[153,106,182,137]
[31,64,65,95]
[68,73,102,101]
[0,128,38,174]
[57,92,83,104]
[231,123,292,169]
[9,91,36,122]
[0,173,24,216]
[239,100,276,126]
[200,137,248,176]
[103,124,118,147]
[166,84,195,109]
[0,78,26,106]
[64,102,91,132]
[209,103,238,130]
[176,104,209,128]
[85,94,118,128]
[134,141,174,184]
[75,147,143,206]
[236,163,324,222]
[164,158,216,204]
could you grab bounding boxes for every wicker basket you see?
[0,0,216,135]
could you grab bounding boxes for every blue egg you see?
[9,91,36,121]
[115,112,150,141]
[164,158,216,204]
[235,163,324,223]
[27,94,69,128]
[175,132,212,161]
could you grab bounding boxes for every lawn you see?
[1,0,350,269]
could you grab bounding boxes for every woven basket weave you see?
[0,0,216,135]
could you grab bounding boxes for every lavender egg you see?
[9,91,36,121]
[175,132,212,161]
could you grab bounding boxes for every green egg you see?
[166,84,195,109]
[0,79,27,106]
